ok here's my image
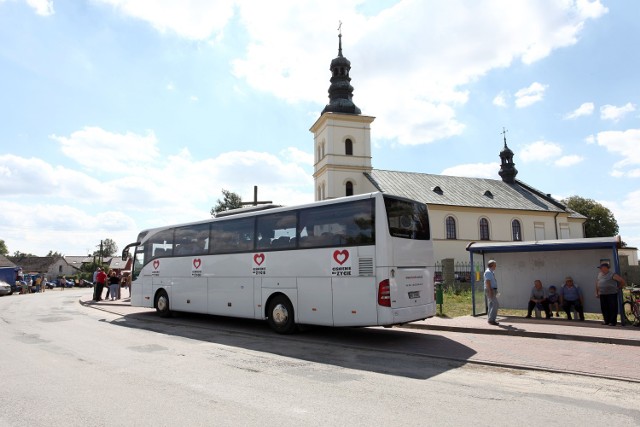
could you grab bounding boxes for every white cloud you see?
[0,126,315,255]
[493,91,508,108]
[25,0,54,16]
[600,102,636,122]
[602,189,640,250]
[440,163,497,179]
[554,155,584,167]
[94,0,234,40]
[50,126,161,174]
[575,0,609,19]
[564,102,594,119]
[514,82,548,108]
[519,140,563,162]
[595,128,640,176]
[89,1,607,145]
[584,134,595,144]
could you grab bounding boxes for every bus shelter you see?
[466,236,624,323]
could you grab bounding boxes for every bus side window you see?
[256,212,296,250]
[211,217,254,254]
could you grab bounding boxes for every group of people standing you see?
[92,267,130,302]
[484,260,627,326]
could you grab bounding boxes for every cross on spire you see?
[337,20,343,57]
[500,127,508,147]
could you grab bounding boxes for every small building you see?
[466,236,622,316]
[7,255,77,278]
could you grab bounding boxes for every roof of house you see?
[365,169,585,218]
[64,256,93,267]
[106,257,128,270]
[0,255,16,268]
[7,256,73,273]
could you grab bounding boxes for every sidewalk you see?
[406,314,640,346]
[80,295,640,346]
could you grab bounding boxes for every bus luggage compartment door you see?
[332,277,377,326]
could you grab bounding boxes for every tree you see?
[563,196,619,238]
[92,238,119,258]
[12,250,36,257]
[0,239,8,256]
[47,250,64,258]
[211,189,243,217]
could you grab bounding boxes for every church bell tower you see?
[310,29,375,201]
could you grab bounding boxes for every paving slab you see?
[406,314,640,346]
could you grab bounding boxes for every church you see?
[310,34,586,264]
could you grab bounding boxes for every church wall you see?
[428,205,585,264]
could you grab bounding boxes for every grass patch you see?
[435,287,603,320]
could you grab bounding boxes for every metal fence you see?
[433,261,483,291]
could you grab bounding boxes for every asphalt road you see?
[1,289,639,426]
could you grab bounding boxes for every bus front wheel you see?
[267,295,296,334]
[155,290,171,318]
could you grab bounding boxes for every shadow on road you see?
[111,311,478,380]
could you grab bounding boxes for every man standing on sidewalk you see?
[94,268,107,302]
[484,260,499,325]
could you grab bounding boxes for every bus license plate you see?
[408,291,420,299]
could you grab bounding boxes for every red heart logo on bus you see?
[333,250,349,265]
[254,253,265,266]
[193,258,201,269]
[153,260,160,269]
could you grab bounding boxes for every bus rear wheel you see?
[155,290,171,318]
[267,295,296,334]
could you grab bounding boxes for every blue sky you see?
[1,0,638,257]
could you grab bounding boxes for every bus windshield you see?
[384,196,430,240]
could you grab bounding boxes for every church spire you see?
[321,24,361,115]
[498,127,518,184]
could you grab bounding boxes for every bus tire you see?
[267,295,296,334]
[155,290,171,318]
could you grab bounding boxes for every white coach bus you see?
[122,192,435,333]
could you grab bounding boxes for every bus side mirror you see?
[121,242,140,261]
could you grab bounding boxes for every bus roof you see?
[133,192,420,239]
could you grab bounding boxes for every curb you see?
[401,322,640,347]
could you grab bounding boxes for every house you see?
[311,34,586,264]
[7,255,78,278]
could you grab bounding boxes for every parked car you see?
[0,281,12,296]
[45,281,56,289]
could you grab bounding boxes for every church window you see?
[512,219,522,241]
[345,138,353,155]
[446,216,456,240]
[479,218,490,241]
[345,181,354,197]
